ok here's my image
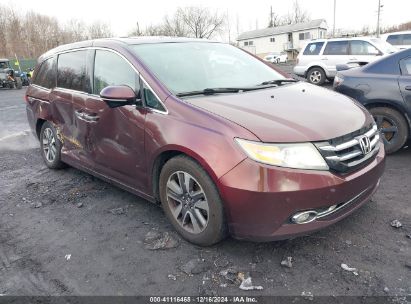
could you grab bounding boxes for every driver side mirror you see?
[100,85,141,108]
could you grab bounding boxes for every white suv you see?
[293,37,396,85]
[381,31,411,50]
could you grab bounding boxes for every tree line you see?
[0,4,113,59]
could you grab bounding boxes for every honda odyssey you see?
[26,37,385,245]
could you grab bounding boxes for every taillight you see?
[333,74,344,87]
[25,94,29,103]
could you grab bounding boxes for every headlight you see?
[235,139,329,170]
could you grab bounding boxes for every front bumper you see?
[218,143,385,241]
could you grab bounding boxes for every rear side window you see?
[349,41,380,55]
[93,50,139,95]
[57,50,88,92]
[323,41,349,55]
[33,58,55,89]
[387,34,401,45]
[403,34,411,45]
[303,42,324,55]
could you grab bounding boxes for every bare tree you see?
[129,22,143,36]
[177,7,226,39]
[87,21,112,39]
[162,11,189,37]
[268,12,282,27]
[282,0,311,25]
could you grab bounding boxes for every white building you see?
[237,19,328,59]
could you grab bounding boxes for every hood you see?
[185,82,373,142]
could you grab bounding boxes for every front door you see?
[349,40,381,65]
[82,49,148,192]
[83,50,147,192]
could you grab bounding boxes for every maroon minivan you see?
[26,37,385,245]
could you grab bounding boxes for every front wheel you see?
[159,155,227,246]
[370,107,408,154]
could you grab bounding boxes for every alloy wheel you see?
[166,171,209,234]
[42,128,57,162]
[309,71,321,83]
[374,115,398,145]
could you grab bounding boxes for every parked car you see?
[294,37,397,85]
[381,31,411,50]
[334,48,411,154]
[264,52,288,64]
[26,37,385,245]
[0,58,22,89]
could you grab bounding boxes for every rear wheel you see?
[370,107,408,154]
[40,121,65,169]
[307,67,326,85]
[159,155,227,246]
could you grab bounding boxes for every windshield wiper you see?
[176,87,250,97]
[259,79,299,86]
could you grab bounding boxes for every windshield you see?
[131,42,286,94]
[371,38,398,54]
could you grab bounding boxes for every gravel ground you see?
[0,84,410,300]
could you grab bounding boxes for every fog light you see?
[291,211,318,224]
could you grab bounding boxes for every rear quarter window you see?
[403,34,411,45]
[303,42,324,55]
[57,50,88,92]
[387,35,401,45]
[33,57,55,89]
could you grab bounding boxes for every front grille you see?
[315,124,380,173]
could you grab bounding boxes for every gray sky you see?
[8,0,411,39]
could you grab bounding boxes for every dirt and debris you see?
[239,277,263,291]
[280,256,293,268]
[167,274,177,281]
[180,258,210,275]
[214,257,229,268]
[109,206,129,215]
[301,291,314,301]
[341,263,359,276]
[30,201,43,208]
[144,231,179,250]
[390,220,403,228]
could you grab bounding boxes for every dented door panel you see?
[81,96,148,192]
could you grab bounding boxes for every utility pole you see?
[333,0,336,37]
[376,0,382,37]
[270,6,273,27]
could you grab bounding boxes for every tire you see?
[370,107,409,154]
[39,121,65,169]
[15,77,22,89]
[159,155,227,246]
[307,67,326,85]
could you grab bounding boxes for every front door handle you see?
[405,85,411,91]
[82,113,99,122]
[75,110,99,122]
